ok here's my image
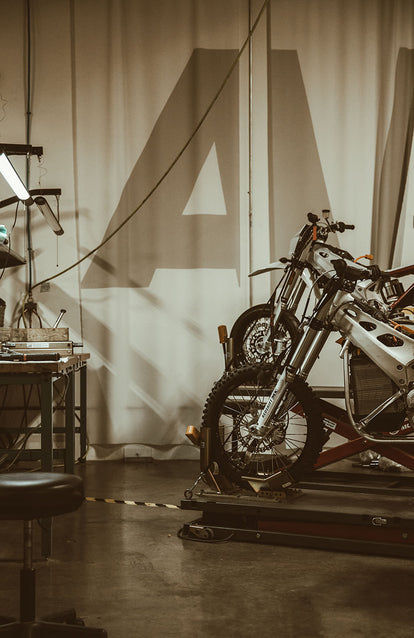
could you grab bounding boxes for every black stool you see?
[0,472,107,636]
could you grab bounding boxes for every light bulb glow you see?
[0,153,32,202]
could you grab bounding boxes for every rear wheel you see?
[202,365,325,489]
[230,305,299,367]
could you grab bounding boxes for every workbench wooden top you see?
[0,352,90,375]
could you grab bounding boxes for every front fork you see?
[272,270,307,324]
[256,282,338,432]
[264,273,308,353]
[255,326,331,432]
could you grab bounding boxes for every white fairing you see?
[249,260,287,277]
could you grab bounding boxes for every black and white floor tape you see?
[85,496,180,509]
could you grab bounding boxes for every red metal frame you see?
[316,399,414,470]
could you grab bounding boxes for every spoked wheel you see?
[229,305,299,367]
[202,365,325,489]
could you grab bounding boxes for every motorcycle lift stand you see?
[181,390,414,558]
[180,472,414,558]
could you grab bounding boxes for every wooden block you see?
[186,425,201,446]
[0,327,69,342]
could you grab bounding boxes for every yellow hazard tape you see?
[85,496,180,509]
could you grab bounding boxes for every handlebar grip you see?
[335,221,355,232]
[332,259,371,281]
[368,264,382,281]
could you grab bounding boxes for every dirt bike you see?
[202,222,414,491]
[229,210,414,368]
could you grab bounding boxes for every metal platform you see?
[180,470,414,558]
[181,383,414,556]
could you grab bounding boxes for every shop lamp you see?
[0,162,64,236]
[0,152,33,204]
[34,195,64,235]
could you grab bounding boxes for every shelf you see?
[0,244,26,268]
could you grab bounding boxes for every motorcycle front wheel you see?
[229,305,299,367]
[201,365,325,489]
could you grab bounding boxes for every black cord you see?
[11,200,19,233]
[177,527,234,544]
[25,0,33,294]
[26,0,32,148]
[32,0,271,291]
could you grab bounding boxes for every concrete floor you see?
[0,460,414,637]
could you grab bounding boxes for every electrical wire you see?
[32,0,271,291]
[25,0,33,293]
[11,200,20,234]
[298,269,338,323]
[0,425,41,473]
[0,377,72,473]
[25,0,32,151]
[0,384,39,472]
[177,526,235,543]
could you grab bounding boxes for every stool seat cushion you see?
[0,473,84,520]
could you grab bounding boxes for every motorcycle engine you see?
[350,351,406,432]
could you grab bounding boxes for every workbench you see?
[0,353,89,555]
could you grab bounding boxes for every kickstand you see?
[184,467,221,500]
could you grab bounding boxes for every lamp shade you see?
[34,196,64,235]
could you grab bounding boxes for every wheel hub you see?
[247,418,286,443]
[244,321,272,358]
[244,322,291,361]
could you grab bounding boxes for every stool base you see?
[0,609,107,636]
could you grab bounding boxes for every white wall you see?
[0,0,413,459]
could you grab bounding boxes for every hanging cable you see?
[248,0,253,307]
[25,0,33,294]
[32,0,270,291]
[55,194,60,266]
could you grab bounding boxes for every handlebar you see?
[332,258,373,282]
[306,212,354,234]
[331,221,355,232]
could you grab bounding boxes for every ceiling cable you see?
[32,0,270,290]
